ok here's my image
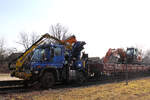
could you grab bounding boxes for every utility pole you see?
[125,61,128,85]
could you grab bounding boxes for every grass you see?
[2,77,150,100]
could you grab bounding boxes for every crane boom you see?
[10,33,77,71]
[103,48,126,64]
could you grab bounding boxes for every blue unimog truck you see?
[9,33,89,88]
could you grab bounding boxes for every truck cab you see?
[126,48,139,64]
[31,44,65,70]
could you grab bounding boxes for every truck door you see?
[49,46,64,65]
[54,47,64,63]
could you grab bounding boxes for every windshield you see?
[126,49,134,56]
[31,48,45,61]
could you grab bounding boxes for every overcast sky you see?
[0,0,150,57]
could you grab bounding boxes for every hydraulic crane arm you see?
[9,33,77,70]
[61,35,77,49]
[103,48,114,63]
[15,33,62,70]
[103,48,126,64]
[8,33,77,80]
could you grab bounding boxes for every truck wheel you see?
[41,72,55,89]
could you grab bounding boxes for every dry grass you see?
[2,77,150,100]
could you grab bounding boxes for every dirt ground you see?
[1,76,150,100]
[0,74,21,81]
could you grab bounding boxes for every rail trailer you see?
[87,62,150,81]
[87,48,150,80]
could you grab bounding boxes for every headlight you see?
[78,64,81,67]
[34,71,39,74]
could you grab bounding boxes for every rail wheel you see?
[23,81,29,88]
[41,72,55,89]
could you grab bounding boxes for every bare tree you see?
[0,38,5,54]
[18,32,30,50]
[0,38,18,72]
[18,23,71,50]
[6,47,17,56]
[0,38,6,63]
[30,32,39,45]
[143,50,150,64]
[49,23,72,40]
[17,32,39,50]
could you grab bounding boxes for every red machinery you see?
[102,48,149,75]
[103,48,142,64]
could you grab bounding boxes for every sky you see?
[0,0,150,57]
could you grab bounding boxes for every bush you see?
[0,63,10,73]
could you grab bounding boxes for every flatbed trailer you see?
[87,62,150,79]
[104,63,150,75]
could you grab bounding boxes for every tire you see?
[41,72,55,89]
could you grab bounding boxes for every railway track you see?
[0,80,27,94]
[0,72,149,94]
[0,80,23,87]
[0,86,30,94]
